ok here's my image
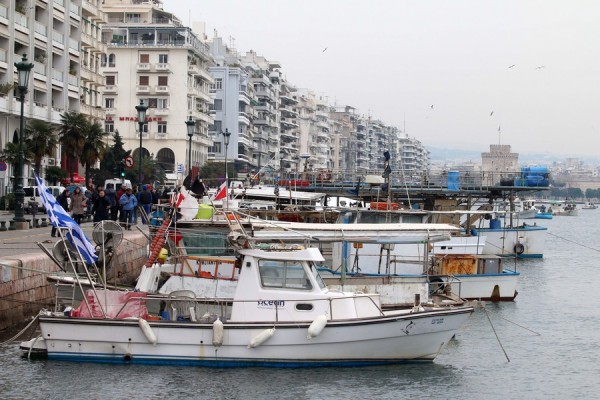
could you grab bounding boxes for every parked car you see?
[23,186,65,213]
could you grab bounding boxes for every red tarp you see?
[71,289,149,319]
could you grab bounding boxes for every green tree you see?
[198,161,235,187]
[100,130,128,178]
[25,120,57,175]
[58,111,87,181]
[45,165,67,185]
[81,121,108,184]
[0,142,33,167]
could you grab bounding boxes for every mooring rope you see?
[0,313,40,346]
[483,307,510,362]
[547,231,600,253]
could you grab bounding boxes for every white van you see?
[103,178,132,192]
[23,186,65,213]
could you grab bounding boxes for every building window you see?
[139,76,149,85]
[105,121,114,133]
[108,54,116,68]
[157,98,168,109]
[126,13,140,23]
[139,53,150,63]
[106,75,116,85]
[208,142,222,153]
[211,78,223,90]
[158,54,168,63]
[139,123,148,133]
[213,99,222,111]
[105,98,114,108]
[158,122,167,134]
[158,76,168,86]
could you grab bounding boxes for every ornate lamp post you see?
[185,116,195,179]
[135,100,148,185]
[13,54,33,229]
[221,129,231,209]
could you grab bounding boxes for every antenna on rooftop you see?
[498,124,502,144]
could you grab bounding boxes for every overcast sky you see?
[164,0,600,158]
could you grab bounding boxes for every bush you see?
[1,193,15,210]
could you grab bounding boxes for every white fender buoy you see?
[248,328,275,348]
[212,317,224,347]
[138,318,157,346]
[307,314,328,339]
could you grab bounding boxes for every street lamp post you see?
[13,54,33,229]
[135,100,148,186]
[222,128,231,209]
[185,116,195,179]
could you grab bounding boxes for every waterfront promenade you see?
[0,210,150,330]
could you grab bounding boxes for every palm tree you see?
[58,111,87,181]
[0,142,33,167]
[81,121,108,184]
[25,119,58,175]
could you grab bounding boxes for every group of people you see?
[91,184,159,229]
[51,183,160,236]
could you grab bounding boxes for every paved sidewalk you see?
[0,215,149,258]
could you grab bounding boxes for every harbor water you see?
[1,212,600,399]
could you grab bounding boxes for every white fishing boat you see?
[428,254,519,301]
[23,248,473,367]
[581,201,597,210]
[472,218,547,258]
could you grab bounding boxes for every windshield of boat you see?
[308,262,326,289]
[258,260,313,290]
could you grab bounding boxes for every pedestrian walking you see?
[138,185,153,224]
[119,187,138,230]
[92,189,111,222]
[70,186,87,224]
[51,190,70,237]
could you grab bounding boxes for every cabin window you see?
[295,303,313,311]
[258,260,312,290]
[308,263,326,289]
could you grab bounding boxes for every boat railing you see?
[73,292,388,323]
[169,255,240,280]
[427,274,464,299]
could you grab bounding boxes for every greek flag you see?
[34,174,98,265]
[176,163,185,174]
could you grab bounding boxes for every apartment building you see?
[100,0,214,177]
[0,0,106,194]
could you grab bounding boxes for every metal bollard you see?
[0,221,6,231]
[34,218,40,228]
[8,220,15,230]
[41,218,48,227]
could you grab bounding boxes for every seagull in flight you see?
[490,111,494,116]
[508,65,515,68]
[430,105,434,109]
[536,65,546,69]
[322,47,328,53]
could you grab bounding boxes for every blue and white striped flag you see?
[177,163,185,174]
[34,174,98,265]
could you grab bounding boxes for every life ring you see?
[513,243,525,255]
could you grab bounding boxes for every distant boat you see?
[581,201,598,210]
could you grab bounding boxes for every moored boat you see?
[23,248,473,366]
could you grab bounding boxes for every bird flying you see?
[490,111,494,116]
[322,47,328,53]
[430,105,434,109]
[536,65,545,69]
[508,65,515,68]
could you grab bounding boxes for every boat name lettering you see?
[257,300,285,307]
[431,318,444,325]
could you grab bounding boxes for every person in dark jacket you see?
[138,185,153,224]
[51,190,70,237]
[92,189,111,222]
[105,187,118,221]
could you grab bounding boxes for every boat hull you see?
[435,271,519,301]
[37,308,472,367]
[476,225,547,258]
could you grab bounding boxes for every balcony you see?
[52,30,65,50]
[154,108,169,116]
[105,108,116,115]
[104,85,117,93]
[155,63,170,71]
[239,91,250,105]
[136,63,151,71]
[238,112,250,126]
[136,85,150,93]
[155,85,169,93]
[51,69,64,86]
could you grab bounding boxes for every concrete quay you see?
[0,211,150,331]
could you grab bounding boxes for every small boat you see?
[23,248,473,367]
[428,254,519,301]
[581,202,598,210]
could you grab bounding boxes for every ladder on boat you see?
[53,281,76,312]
